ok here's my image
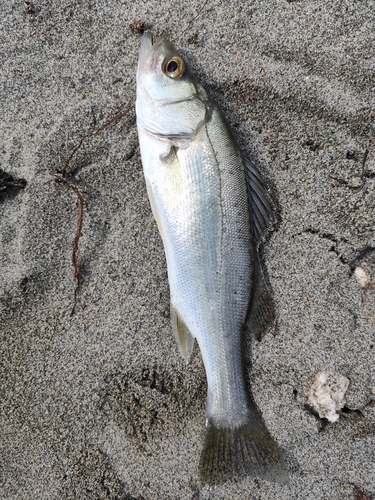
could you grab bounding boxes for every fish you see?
[135,31,289,485]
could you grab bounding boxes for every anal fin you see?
[170,305,195,363]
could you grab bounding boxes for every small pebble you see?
[354,267,370,289]
[348,177,363,188]
[308,371,350,422]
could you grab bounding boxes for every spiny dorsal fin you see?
[170,305,195,363]
[243,156,276,338]
[243,155,275,244]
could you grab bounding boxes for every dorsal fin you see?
[170,304,195,363]
[243,156,276,338]
[246,258,276,339]
[243,155,275,244]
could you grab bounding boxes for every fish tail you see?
[199,404,289,485]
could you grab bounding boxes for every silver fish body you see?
[136,32,288,484]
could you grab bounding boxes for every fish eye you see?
[163,57,184,79]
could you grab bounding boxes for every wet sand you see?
[1,1,374,498]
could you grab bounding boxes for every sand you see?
[1,1,374,498]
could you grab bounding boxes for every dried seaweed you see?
[51,108,130,316]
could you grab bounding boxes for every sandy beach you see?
[1,1,374,498]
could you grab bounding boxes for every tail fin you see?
[199,408,289,485]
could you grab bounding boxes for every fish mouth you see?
[139,30,154,59]
[137,31,180,78]
[139,31,168,58]
[138,31,159,75]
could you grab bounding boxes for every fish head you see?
[136,32,207,145]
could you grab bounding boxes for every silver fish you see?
[136,32,288,485]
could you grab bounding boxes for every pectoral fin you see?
[145,180,163,237]
[170,305,195,363]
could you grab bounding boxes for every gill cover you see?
[136,32,207,144]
